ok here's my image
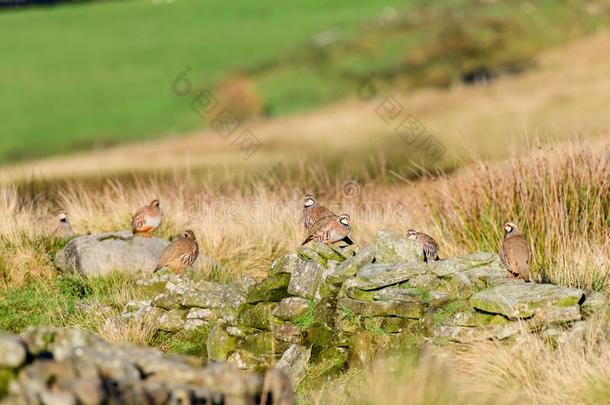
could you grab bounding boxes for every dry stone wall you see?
[111,229,605,391]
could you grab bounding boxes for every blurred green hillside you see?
[0,0,608,163]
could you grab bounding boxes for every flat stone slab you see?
[54,230,169,276]
[470,282,585,319]
[181,281,245,309]
[352,262,428,290]
[375,229,422,263]
[338,298,424,319]
[429,252,500,277]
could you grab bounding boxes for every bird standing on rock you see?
[407,229,439,263]
[302,194,335,233]
[55,210,75,239]
[302,213,353,245]
[500,222,531,281]
[154,230,199,273]
[132,199,163,237]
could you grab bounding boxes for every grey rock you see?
[326,246,376,286]
[269,254,302,276]
[54,230,169,276]
[338,298,424,318]
[349,262,428,290]
[276,345,311,388]
[429,252,500,277]
[434,324,521,343]
[529,305,582,330]
[272,297,310,321]
[287,260,326,300]
[187,308,220,321]
[158,309,187,332]
[181,281,245,309]
[581,291,607,317]
[470,282,585,319]
[0,333,26,368]
[375,229,422,263]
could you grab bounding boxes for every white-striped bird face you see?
[503,222,518,235]
[58,210,68,222]
[406,229,417,240]
[304,194,316,208]
[339,214,350,226]
[184,230,196,240]
[151,199,161,211]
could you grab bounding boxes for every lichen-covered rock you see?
[237,302,279,330]
[581,291,607,317]
[348,331,375,367]
[429,252,501,277]
[269,254,302,276]
[375,229,423,263]
[301,347,348,389]
[240,332,276,356]
[207,324,237,362]
[442,310,509,327]
[346,262,428,291]
[245,273,291,304]
[276,344,311,388]
[2,327,266,403]
[181,281,245,309]
[470,283,585,319]
[0,333,26,368]
[186,308,221,322]
[272,297,310,321]
[287,260,326,300]
[158,309,187,332]
[54,230,170,276]
[296,246,327,266]
[529,305,581,330]
[326,246,376,286]
[338,298,424,319]
[272,324,303,344]
[434,323,521,343]
[307,242,347,262]
[151,290,183,310]
[226,325,260,338]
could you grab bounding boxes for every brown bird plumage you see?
[54,210,75,239]
[302,194,335,233]
[407,229,439,263]
[500,222,531,281]
[302,213,352,245]
[154,230,199,273]
[132,199,163,237]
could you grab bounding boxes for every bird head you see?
[304,194,316,208]
[57,210,68,223]
[183,230,196,240]
[150,199,161,210]
[406,229,417,240]
[338,213,350,227]
[503,222,519,237]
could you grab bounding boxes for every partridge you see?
[154,230,199,273]
[407,229,439,263]
[302,213,353,245]
[303,194,335,233]
[132,199,163,237]
[55,210,75,239]
[500,222,531,281]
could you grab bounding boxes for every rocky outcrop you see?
[108,229,605,392]
[54,231,170,276]
[0,327,266,404]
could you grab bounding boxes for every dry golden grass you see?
[1,138,607,292]
[1,31,609,182]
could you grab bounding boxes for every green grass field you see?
[0,0,607,163]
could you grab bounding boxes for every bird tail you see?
[341,236,354,245]
[301,235,314,245]
[153,265,162,273]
